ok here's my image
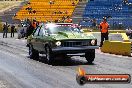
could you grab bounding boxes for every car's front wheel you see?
[29,45,39,60]
[45,46,54,64]
[85,49,95,64]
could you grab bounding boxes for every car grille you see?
[61,41,90,47]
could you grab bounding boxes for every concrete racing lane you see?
[0,34,132,88]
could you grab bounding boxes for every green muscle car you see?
[27,23,98,64]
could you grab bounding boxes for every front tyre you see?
[29,45,39,60]
[85,49,95,64]
[45,46,54,64]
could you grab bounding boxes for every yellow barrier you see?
[101,33,132,56]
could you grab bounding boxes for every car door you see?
[36,26,46,52]
[31,26,41,50]
[38,25,54,52]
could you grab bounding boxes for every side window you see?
[34,26,40,36]
[39,27,44,36]
[44,30,49,35]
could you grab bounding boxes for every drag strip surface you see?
[0,38,132,88]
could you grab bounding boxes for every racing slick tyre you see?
[29,45,39,60]
[85,49,95,64]
[45,46,54,64]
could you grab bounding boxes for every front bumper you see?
[52,46,99,53]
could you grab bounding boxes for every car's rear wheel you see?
[85,49,95,64]
[29,45,39,60]
[45,46,54,64]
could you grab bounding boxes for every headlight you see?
[91,40,96,45]
[55,41,61,46]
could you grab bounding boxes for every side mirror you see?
[45,31,50,36]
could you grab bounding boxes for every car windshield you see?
[45,24,81,34]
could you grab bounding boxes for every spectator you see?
[123,0,128,4]
[62,16,65,22]
[130,29,132,39]
[26,18,31,25]
[54,12,57,14]
[33,10,36,14]
[26,22,34,37]
[58,11,63,14]
[20,27,25,38]
[32,19,37,29]
[57,19,61,23]
[27,2,31,4]
[3,22,10,38]
[14,13,17,17]
[64,10,68,14]
[65,16,72,23]
[11,24,15,37]
[29,10,32,14]
[72,2,75,6]
[55,20,58,23]
[126,27,132,38]
[25,7,29,10]
[92,18,97,28]
[49,0,54,5]
[26,6,32,14]
[26,6,31,10]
